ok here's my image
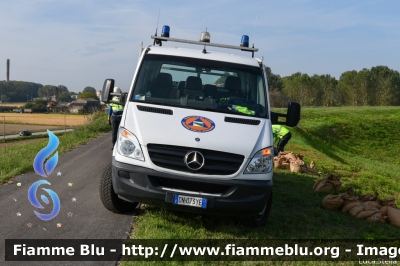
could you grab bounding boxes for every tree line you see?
[0,81,98,103]
[267,65,400,107]
[2,65,399,108]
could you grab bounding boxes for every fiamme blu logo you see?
[28,130,60,221]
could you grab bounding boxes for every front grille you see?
[137,105,173,115]
[224,117,261,125]
[147,144,244,175]
[150,176,230,194]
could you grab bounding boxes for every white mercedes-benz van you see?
[100,26,300,227]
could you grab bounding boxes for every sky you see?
[1,0,399,93]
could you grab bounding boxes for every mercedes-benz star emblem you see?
[184,151,205,171]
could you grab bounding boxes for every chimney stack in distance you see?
[6,59,10,81]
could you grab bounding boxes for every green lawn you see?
[121,107,400,265]
[289,106,400,200]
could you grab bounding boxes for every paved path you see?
[0,132,134,266]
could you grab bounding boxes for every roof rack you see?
[151,26,258,58]
[152,36,257,51]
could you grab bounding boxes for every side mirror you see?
[286,102,301,127]
[270,112,279,124]
[101,79,114,103]
[119,93,128,105]
[270,101,301,127]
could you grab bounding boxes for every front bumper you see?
[112,158,273,216]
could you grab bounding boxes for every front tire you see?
[100,163,139,213]
[239,192,272,227]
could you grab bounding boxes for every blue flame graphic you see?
[28,180,60,221]
[33,130,59,177]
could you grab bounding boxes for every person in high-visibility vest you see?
[107,86,124,150]
[272,125,291,153]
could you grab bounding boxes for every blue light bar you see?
[161,25,170,38]
[150,36,258,52]
[240,35,249,47]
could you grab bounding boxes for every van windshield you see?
[131,54,268,118]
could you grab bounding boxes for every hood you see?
[122,103,272,158]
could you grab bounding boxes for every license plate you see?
[173,194,207,208]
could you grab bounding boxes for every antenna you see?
[253,15,258,48]
[153,9,161,45]
[156,9,160,35]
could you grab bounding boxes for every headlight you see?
[117,127,144,161]
[244,147,273,174]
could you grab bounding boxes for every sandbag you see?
[340,187,356,204]
[290,160,304,173]
[342,201,360,213]
[273,153,291,170]
[380,206,388,216]
[313,175,329,191]
[274,151,320,176]
[364,201,381,211]
[322,194,344,210]
[357,210,379,219]
[365,211,384,223]
[273,158,282,169]
[315,182,334,192]
[313,173,342,192]
[281,162,290,169]
[312,179,325,191]
[359,192,379,202]
[284,152,297,161]
[316,182,399,227]
[349,203,365,217]
[380,197,397,208]
[387,207,400,228]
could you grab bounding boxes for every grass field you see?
[0,113,87,126]
[1,102,25,107]
[0,113,90,135]
[120,106,400,265]
[0,138,43,148]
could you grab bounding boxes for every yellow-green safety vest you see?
[110,96,124,112]
[272,125,290,143]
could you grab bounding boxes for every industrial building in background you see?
[6,59,10,82]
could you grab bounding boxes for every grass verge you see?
[0,111,110,184]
